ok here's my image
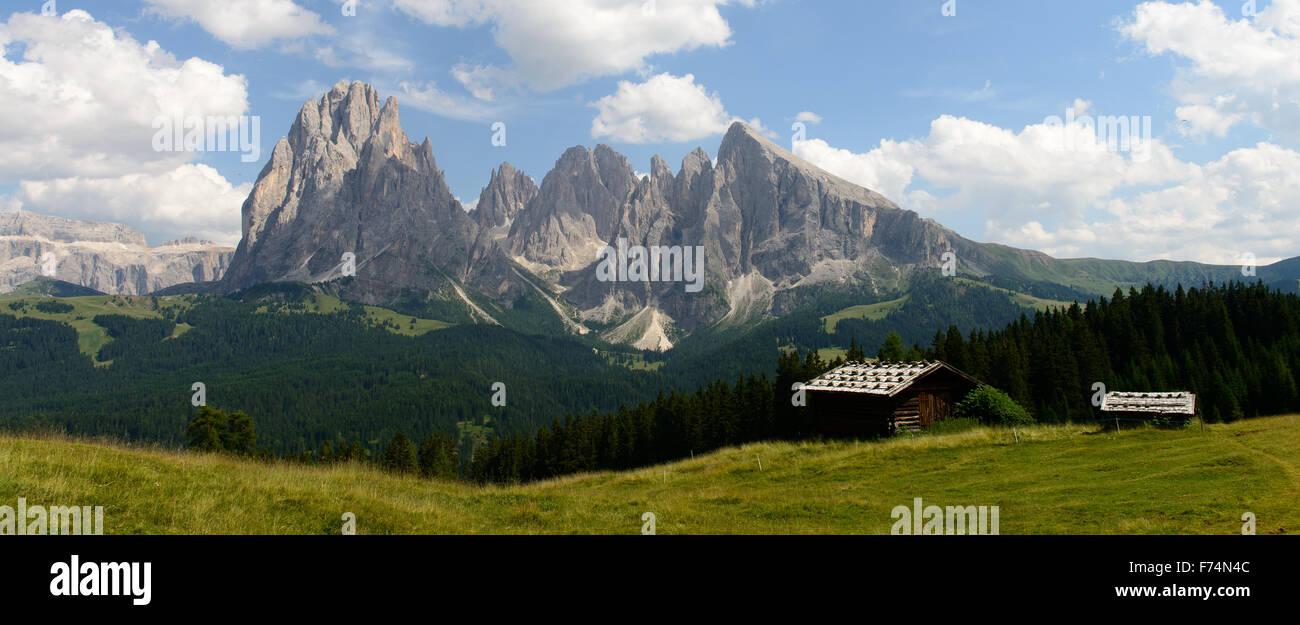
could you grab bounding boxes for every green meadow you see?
[2,415,1295,535]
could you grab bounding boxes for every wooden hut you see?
[1099,392,1197,422]
[804,361,981,437]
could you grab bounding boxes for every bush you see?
[185,406,257,455]
[954,386,1033,427]
[35,300,74,314]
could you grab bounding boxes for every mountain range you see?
[15,80,1300,350]
[0,211,231,296]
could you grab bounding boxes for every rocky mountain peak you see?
[222,82,497,301]
[650,155,673,180]
[507,144,638,271]
[717,121,896,209]
[473,162,539,231]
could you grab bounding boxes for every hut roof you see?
[1100,391,1197,415]
[803,361,978,397]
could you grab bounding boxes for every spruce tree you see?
[383,431,417,473]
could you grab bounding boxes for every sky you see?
[0,0,1297,265]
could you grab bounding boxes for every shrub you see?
[35,300,74,314]
[954,386,1033,427]
[185,406,257,455]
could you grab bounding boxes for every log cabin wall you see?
[809,391,896,437]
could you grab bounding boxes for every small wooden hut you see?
[1099,392,1197,422]
[804,361,981,437]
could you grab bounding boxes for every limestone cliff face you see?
[212,82,1013,349]
[0,212,232,295]
[12,80,1280,350]
[221,81,519,304]
[521,123,995,342]
[506,145,638,273]
[472,162,538,234]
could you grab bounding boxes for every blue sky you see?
[1,0,1297,265]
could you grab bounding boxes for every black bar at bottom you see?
[0,536,1286,614]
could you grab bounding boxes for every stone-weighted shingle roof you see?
[1100,391,1197,415]
[803,361,971,397]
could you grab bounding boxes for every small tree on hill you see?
[418,433,459,479]
[223,411,257,455]
[186,406,227,452]
[878,332,907,361]
[383,430,418,474]
[845,337,866,362]
[954,386,1034,427]
[185,406,258,455]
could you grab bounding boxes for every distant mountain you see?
[2,276,104,298]
[213,81,1299,351]
[473,162,539,236]
[0,211,231,295]
[220,81,529,320]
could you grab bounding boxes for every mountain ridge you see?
[209,81,1300,348]
[19,80,1298,348]
[0,211,231,295]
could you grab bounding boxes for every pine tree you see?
[185,406,226,453]
[382,431,418,474]
[877,332,906,361]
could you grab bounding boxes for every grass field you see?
[821,296,909,333]
[952,277,1075,311]
[0,293,451,364]
[254,293,453,336]
[0,294,197,361]
[2,414,1296,535]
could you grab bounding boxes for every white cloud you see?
[793,111,1299,264]
[15,164,251,247]
[1175,100,1246,138]
[0,10,251,244]
[144,0,334,50]
[395,81,503,122]
[984,140,1300,264]
[797,113,1188,226]
[0,10,250,182]
[1121,0,1300,139]
[394,0,756,94]
[795,111,823,124]
[790,136,916,203]
[590,73,761,144]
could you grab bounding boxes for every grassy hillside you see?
[3,415,1296,534]
[0,290,450,362]
[822,296,909,333]
[251,292,453,336]
[0,294,197,360]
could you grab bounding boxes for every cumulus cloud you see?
[1121,0,1300,139]
[590,73,762,144]
[394,0,755,94]
[985,141,1300,264]
[795,111,823,124]
[144,0,334,50]
[0,10,251,244]
[14,164,251,246]
[797,113,1187,225]
[0,10,250,182]
[793,111,1297,264]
